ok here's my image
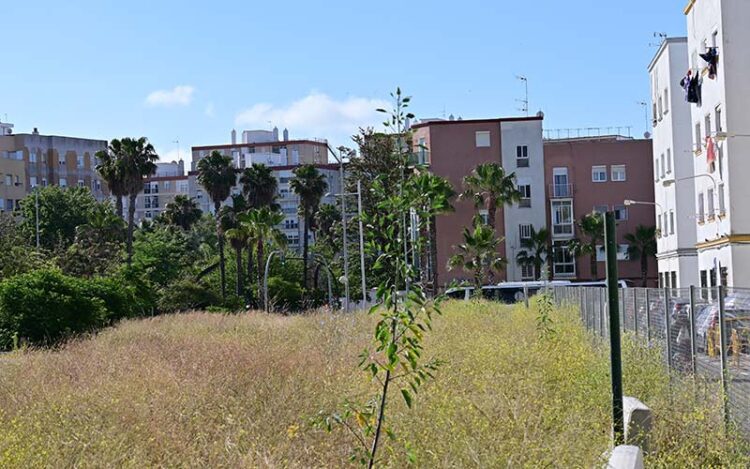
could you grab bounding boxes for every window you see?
[552,167,570,197]
[516,145,529,167]
[145,211,152,219]
[593,205,608,215]
[519,224,532,240]
[695,122,702,152]
[671,271,678,289]
[551,200,573,236]
[552,241,575,276]
[705,114,712,139]
[592,165,607,182]
[30,176,37,188]
[698,193,705,222]
[654,158,660,181]
[658,96,663,119]
[657,213,663,236]
[77,154,84,168]
[517,184,531,207]
[284,219,299,230]
[29,151,37,163]
[707,188,715,218]
[614,205,628,221]
[611,165,626,182]
[520,261,535,281]
[475,131,490,148]
[77,179,85,188]
[718,183,726,215]
[42,178,47,187]
[164,181,171,190]
[4,175,11,186]
[715,106,723,132]
[178,181,188,193]
[666,149,672,174]
[417,137,427,164]
[479,209,489,225]
[669,211,675,235]
[0,198,4,212]
[660,154,665,178]
[59,178,67,187]
[664,88,669,113]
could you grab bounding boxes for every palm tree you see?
[161,195,202,230]
[95,139,128,218]
[290,165,328,289]
[120,137,158,265]
[625,225,657,287]
[222,195,249,298]
[407,171,456,295]
[237,207,287,288]
[568,212,605,280]
[516,227,550,280]
[462,162,521,230]
[240,163,278,209]
[448,216,506,292]
[197,151,236,299]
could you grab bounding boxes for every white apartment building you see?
[683,0,750,288]
[648,37,699,289]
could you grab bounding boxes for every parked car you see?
[445,281,566,303]
[695,293,750,354]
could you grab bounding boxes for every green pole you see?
[605,211,625,445]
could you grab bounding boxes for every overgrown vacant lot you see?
[0,301,747,467]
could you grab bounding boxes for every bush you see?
[267,276,303,312]
[157,278,220,313]
[0,269,137,349]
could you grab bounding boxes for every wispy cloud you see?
[145,85,195,108]
[234,92,388,144]
[204,101,215,118]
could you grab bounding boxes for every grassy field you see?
[0,300,747,467]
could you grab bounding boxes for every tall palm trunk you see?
[235,246,243,297]
[115,196,123,219]
[429,216,439,296]
[487,197,497,230]
[302,208,310,290]
[256,239,264,290]
[126,193,137,265]
[590,251,598,280]
[246,245,254,305]
[641,254,649,287]
[216,202,226,300]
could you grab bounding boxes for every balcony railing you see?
[549,183,573,198]
[518,198,531,208]
[552,224,574,237]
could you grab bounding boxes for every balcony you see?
[549,183,573,198]
[552,224,574,237]
[518,198,531,208]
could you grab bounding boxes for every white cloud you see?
[234,92,388,145]
[204,101,216,118]
[156,147,185,163]
[145,85,195,107]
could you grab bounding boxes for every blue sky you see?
[2,1,687,162]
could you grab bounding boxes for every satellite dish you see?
[644,131,652,139]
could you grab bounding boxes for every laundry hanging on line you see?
[700,47,719,79]
[679,71,702,104]
[706,136,716,170]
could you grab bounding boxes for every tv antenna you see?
[649,32,667,47]
[636,101,650,136]
[515,75,528,116]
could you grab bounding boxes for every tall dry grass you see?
[0,301,747,467]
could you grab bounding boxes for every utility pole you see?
[357,180,367,304]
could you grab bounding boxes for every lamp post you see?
[326,144,350,312]
[327,180,367,306]
[662,174,721,291]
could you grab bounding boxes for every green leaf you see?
[401,388,413,408]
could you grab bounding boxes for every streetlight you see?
[326,144,351,312]
[662,174,722,292]
[328,180,367,306]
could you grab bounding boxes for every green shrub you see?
[0,269,140,349]
[157,278,220,313]
[0,270,107,348]
[267,276,303,311]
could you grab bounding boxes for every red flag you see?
[706,136,716,167]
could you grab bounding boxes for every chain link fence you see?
[553,285,750,436]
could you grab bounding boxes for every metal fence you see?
[553,285,750,436]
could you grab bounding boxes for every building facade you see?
[648,37,700,289]
[683,0,750,288]
[543,136,657,285]
[0,125,108,209]
[0,121,25,212]
[411,116,547,286]
[126,161,189,223]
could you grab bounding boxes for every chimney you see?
[272,126,279,141]
[231,129,237,145]
[178,159,185,175]
[283,128,289,141]
[32,127,39,135]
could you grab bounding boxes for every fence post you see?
[523,285,529,309]
[604,211,625,446]
[600,288,605,338]
[645,288,652,345]
[633,288,639,336]
[664,287,672,372]
[717,285,730,429]
[689,285,697,376]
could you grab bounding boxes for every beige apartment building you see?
[0,121,26,211]
[0,125,108,203]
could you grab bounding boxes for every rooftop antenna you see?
[636,101,650,137]
[173,139,180,162]
[515,75,529,116]
[649,32,668,47]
